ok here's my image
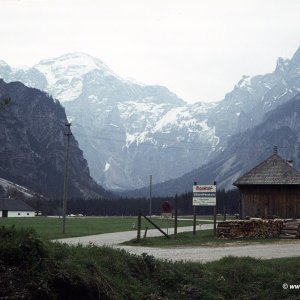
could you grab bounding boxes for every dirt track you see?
[57,225,300,262]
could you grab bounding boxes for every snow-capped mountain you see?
[125,92,300,197]
[1,48,300,191]
[0,53,220,190]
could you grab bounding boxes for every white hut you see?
[0,198,35,217]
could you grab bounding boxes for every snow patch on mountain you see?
[237,75,253,92]
[0,177,35,198]
[104,162,110,172]
[153,107,187,132]
[34,52,122,102]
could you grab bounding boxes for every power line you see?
[73,132,217,151]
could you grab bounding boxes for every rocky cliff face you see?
[1,48,300,191]
[126,92,300,197]
[0,79,108,198]
[0,53,220,190]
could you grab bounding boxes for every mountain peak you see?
[34,52,115,83]
[275,57,290,74]
[291,46,300,62]
[33,52,120,101]
[236,75,252,89]
[0,59,9,67]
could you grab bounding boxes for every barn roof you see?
[233,154,300,186]
[0,198,35,211]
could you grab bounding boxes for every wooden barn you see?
[233,152,300,219]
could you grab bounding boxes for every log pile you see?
[217,219,283,238]
[280,221,300,239]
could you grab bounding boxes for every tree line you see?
[21,189,240,217]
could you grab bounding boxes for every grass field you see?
[0,216,201,239]
[123,229,300,247]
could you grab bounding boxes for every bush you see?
[1,226,300,299]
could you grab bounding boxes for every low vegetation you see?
[123,229,300,247]
[1,226,300,299]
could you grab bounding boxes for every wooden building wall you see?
[240,185,300,219]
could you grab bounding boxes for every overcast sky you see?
[1,0,300,103]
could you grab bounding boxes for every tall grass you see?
[1,226,299,299]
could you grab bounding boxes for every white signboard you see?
[193,185,216,206]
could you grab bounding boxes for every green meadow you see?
[0,216,197,239]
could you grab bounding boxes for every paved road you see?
[56,225,300,263]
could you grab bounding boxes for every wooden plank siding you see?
[240,185,300,219]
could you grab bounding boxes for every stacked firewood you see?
[280,220,300,239]
[217,219,283,238]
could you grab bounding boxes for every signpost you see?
[192,183,217,236]
[161,201,172,235]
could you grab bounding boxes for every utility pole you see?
[62,123,72,234]
[149,175,152,218]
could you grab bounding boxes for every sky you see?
[1,0,300,103]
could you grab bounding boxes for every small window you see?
[27,213,29,215]
[18,213,20,215]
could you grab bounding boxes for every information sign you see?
[193,185,216,206]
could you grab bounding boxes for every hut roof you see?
[0,198,35,211]
[233,154,300,186]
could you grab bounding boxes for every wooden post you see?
[213,205,217,236]
[239,190,245,220]
[213,181,217,236]
[223,193,227,221]
[143,227,148,238]
[193,182,197,236]
[193,206,197,236]
[137,209,141,240]
[142,214,170,238]
[174,194,178,239]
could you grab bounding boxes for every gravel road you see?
[56,225,210,246]
[56,225,300,262]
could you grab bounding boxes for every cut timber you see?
[280,220,300,238]
[280,234,297,239]
[217,219,283,239]
[217,219,300,239]
[281,229,299,235]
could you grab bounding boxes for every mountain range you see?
[1,47,300,194]
[125,92,300,197]
[0,79,108,199]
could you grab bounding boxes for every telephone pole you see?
[149,175,152,218]
[62,123,72,234]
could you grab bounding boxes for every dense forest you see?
[18,189,240,217]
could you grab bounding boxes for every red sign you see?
[161,201,172,213]
[195,186,214,191]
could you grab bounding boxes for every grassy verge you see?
[180,215,236,221]
[0,216,198,239]
[123,229,300,247]
[1,226,300,300]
